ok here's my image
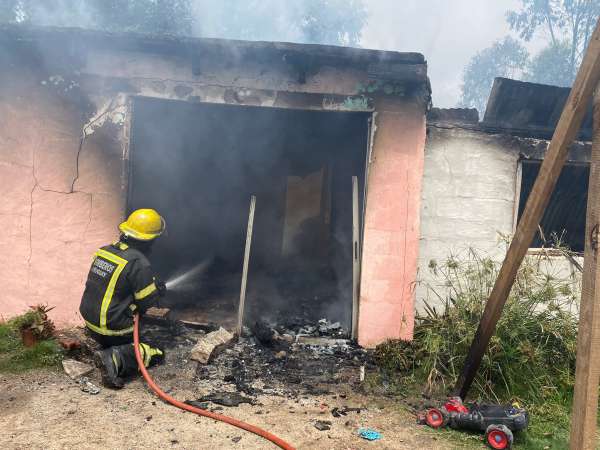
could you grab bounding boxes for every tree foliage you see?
[460,37,529,116]
[0,0,367,46]
[299,0,367,46]
[90,0,194,35]
[192,0,366,46]
[525,41,575,86]
[3,0,194,35]
[507,0,600,72]
[461,0,600,113]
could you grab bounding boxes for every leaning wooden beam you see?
[454,20,600,400]
[569,81,600,450]
[236,195,256,338]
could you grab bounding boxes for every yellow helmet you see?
[119,209,166,241]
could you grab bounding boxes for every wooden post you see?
[236,195,256,337]
[454,20,600,400]
[352,176,360,340]
[569,82,600,450]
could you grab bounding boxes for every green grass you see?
[372,245,586,449]
[367,373,573,449]
[421,418,570,450]
[0,319,63,373]
[421,425,483,449]
[516,403,571,449]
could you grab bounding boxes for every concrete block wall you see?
[417,125,584,312]
[417,126,520,310]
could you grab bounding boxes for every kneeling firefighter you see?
[79,208,167,388]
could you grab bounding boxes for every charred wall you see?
[129,98,369,328]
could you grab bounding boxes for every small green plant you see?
[0,307,63,373]
[11,304,56,340]
[374,246,583,449]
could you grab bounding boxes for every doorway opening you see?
[128,97,369,333]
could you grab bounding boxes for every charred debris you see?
[135,312,371,408]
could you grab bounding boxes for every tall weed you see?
[375,247,580,405]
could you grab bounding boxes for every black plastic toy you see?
[421,397,528,449]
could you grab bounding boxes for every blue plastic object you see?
[358,428,382,441]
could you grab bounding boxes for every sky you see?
[360,0,530,108]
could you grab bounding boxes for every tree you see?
[1,1,366,46]
[525,41,575,86]
[191,0,367,46]
[507,0,600,80]
[87,0,193,35]
[460,1,600,112]
[460,37,529,116]
[300,0,367,46]
[2,0,194,35]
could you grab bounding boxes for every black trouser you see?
[87,328,163,377]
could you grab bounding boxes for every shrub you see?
[375,247,580,405]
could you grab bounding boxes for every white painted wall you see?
[416,125,583,312]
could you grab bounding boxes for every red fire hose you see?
[133,314,295,450]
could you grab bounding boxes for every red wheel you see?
[485,425,513,449]
[425,408,446,428]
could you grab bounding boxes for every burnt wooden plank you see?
[236,195,256,337]
[352,175,360,340]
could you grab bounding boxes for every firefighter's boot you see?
[93,348,125,389]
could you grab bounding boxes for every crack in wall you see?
[25,95,127,291]
[69,136,85,193]
[30,122,88,196]
[83,193,93,243]
[83,97,125,136]
[27,130,94,289]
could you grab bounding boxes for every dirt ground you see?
[0,369,473,450]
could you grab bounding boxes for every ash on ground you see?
[143,317,371,404]
[203,320,367,398]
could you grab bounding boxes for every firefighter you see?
[79,208,167,388]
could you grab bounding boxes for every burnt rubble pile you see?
[250,316,347,346]
[108,316,373,411]
[193,318,371,400]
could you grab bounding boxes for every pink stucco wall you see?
[0,67,125,325]
[358,99,426,347]
[1,43,427,345]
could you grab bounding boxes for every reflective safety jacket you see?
[79,241,160,336]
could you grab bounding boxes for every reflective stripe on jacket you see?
[79,241,159,335]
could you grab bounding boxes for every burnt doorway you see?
[128,97,369,333]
